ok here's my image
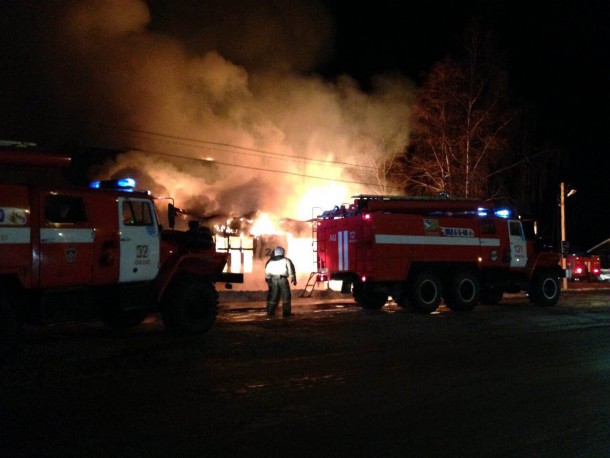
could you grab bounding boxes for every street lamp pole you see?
[560,182,568,290]
[560,182,577,290]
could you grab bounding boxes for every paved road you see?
[2,289,610,457]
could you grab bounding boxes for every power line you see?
[120,146,381,187]
[95,123,376,171]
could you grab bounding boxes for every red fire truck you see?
[566,254,601,282]
[0,177,242,359]
[315,195,564,312]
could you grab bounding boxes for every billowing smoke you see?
[12,0,414,223]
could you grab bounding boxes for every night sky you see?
[1,0,609,249]
[323,0,610,250]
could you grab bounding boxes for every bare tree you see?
[404,25,513,198]
[349,129,411,195]
[365,130,411,195]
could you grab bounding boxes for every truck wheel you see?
[161,276,218,335]
[409,272,442,313]
[445,272,480,311]
[353,283,387,310]
[0,286,22,363]
[528,273,560,306]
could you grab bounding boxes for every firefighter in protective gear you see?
[265,246,297,317]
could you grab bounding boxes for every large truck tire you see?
[528,272,560,306]
[445,271,480,311]
[0,286,22,364]
[353,283,387,310]
[409,272,442,313]
[161,275,218,335]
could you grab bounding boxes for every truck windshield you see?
[122,200,153,226]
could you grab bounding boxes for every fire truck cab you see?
[315,195,564,313]
[0,178,242,359]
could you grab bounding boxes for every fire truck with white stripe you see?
[315,195,564,312]
[0,174,242,358]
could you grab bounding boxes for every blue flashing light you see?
[477,207,488,217]
[89,178,136,191]
[117,178,136,189]
[494,208,511,219]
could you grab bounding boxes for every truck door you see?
[118,197,160,283]
[508,220,527,268]
[39,192,94,287]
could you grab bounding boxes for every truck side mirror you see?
[168,203,176,229]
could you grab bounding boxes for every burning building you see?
[190,210,316,291]
[1,1,415,290]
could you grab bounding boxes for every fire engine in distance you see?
[566,254,601,282]
[0,177,243,358]
[315,195,565,312]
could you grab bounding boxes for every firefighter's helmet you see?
[273,246,285,257]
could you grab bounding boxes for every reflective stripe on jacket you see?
[265,256,296,278]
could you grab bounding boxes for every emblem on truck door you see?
[65,247,77,264]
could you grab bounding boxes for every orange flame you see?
[250,212,283,236]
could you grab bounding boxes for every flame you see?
[213,210,321,291]
[293,182,352,221]
[285,233,316,274]
[250,212,284,236]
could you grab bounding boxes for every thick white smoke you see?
[36,0,414,222]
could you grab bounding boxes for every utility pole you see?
[560,182,577,290]
[560,182,568,290]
